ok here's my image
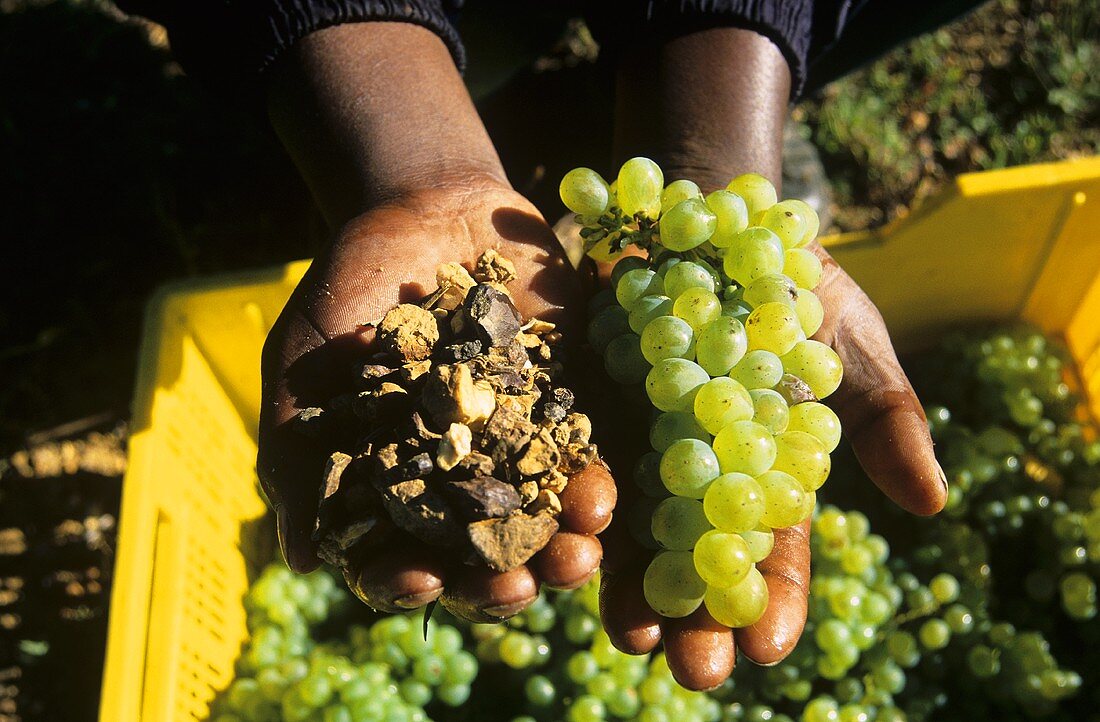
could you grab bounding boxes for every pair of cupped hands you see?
[257,176,947,691]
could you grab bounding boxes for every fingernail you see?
[936,462,948,492]
[393,589,443,609]
[482,598,534,619]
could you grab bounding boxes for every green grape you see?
[662,179,703,212]
[630,295,675,334]
[712,420,777,476]
[660,198,717,251]
[644,551,707,617]
[412,654,445,685]
[781,341,844,399]
[525,675,556,707]
[660,438,721,498]
[760,201,809,249]
[693,377,754,435]
[673,287,722,330]
[610,256,651,287]
[565,613,599,644]
[785,198,821,247]
[705,190,751,247]
[298,672,334,707]
[635,451,672,497]
[499,631,536,668]
[587,673,616,699]
[750,388,790,434]
[616,268,664,311]
[815,619,852,651]
[741,526,775,562]
[745,302,802,355]
[561,168,611,216]
[758,470,808,528]
[744,273,798,310]
[929,574,960,604]
[786,402,841,452]
[944,604,974,634]
[650,411,711,453]
[604,333,650,385]
[568,651,600,683]
[693,529,751,586]
[641,315,696,364]
[646,358,710,412]
[696,316,748,376]
[729,349,784,389]
[784,248,823,289]
[918,619,951,650]
[443,651,478,685]
[837,705,869,722]
[704,566,768,627]
[617,157,663,219]
[703,472,765,532]
[772,431,831,491]
[795,289,824,336]
[726,173,778,218]
[722,298,753,322]
[967,645,1000,678]
[607,687,641,718]
[652,497,713,550]
[436,683,471,707]
[664,261,716,299]
[723,227,785,286]
[399,678,432,707]
[803,697,839,722]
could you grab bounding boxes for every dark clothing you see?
[117,0,986,100]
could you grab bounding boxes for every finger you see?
[439,564,539,623]
[599,566,662,655]
[259,420,325,573]
[558,459,617,535]
[532,532,602,590]
[662,606,736,691]
[814,249,946,515]
[735,519,810,665]
[344,536,447,612]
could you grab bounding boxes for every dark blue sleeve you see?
[115,0,465,93]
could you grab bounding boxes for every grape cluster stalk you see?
[563,159,842,626]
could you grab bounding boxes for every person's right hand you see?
[257,178,618,622]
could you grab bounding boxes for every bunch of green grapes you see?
[211,562,476,722]
[566,159,842,630]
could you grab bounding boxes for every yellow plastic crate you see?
[100,157,1100,721]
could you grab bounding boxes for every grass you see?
[796,0,1100,230]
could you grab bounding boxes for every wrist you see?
[268,22,507,227]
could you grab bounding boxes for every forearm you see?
[614,27,791,193]
[266,22,506,228]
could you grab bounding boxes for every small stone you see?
[496,392,538,419]
[467,513,558,572]
[381,479,463,546]
[539,469,568,494]
[528,489,562,516]
[352,383,408,422]
[317,520,377,566]
[436,423,473,471]
[443,476,522,520]
[422,363,497,430]
[492,371,529,394]
[376,444,400,471]
[458,451,496,477]
[401,360,433,383]
[541,402,567,424]
[293,407,326,438]
[474,249,518,285]
[486,340,530,372]
[518,333,543,349]
[519,480,540,505]
[360,364,396,385]
[482,406,537,466]
[558,442,597,475]
[435,262,477,311]
[320,452,353,501]
[564,413,592,445]
[464,284,522,348]
[378,304,440,362]
[550,388,575,410]
[522,318,556,335]
[776,373,818,405]
[410,412,441,441]
[439,340,483,363]
[517,428,561,477]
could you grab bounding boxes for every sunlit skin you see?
[259,21,945,691]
